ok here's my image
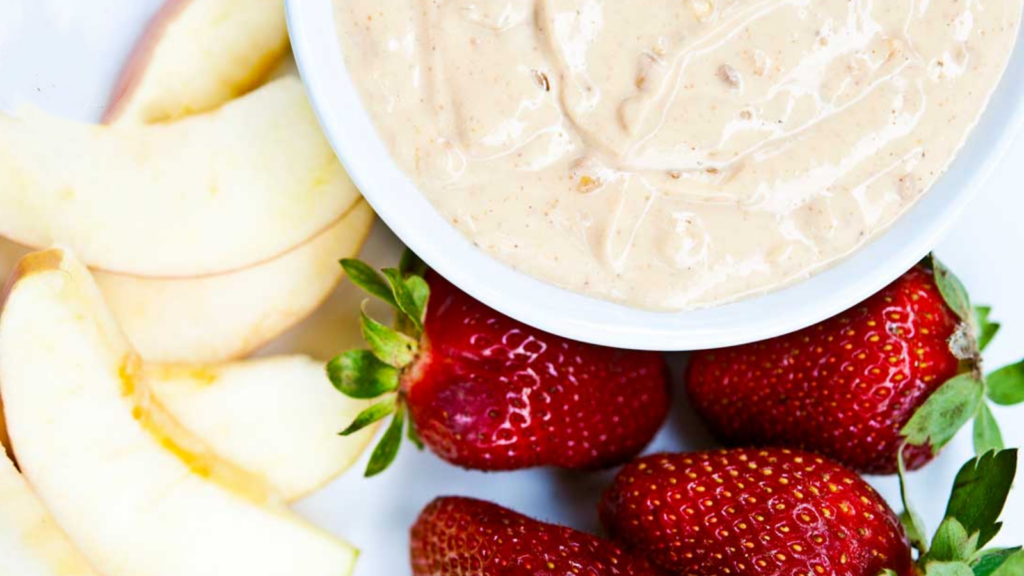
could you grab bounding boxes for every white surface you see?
[0,2,1021,575]
[287,0,1024,352]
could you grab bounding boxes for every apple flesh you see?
[0,76,358,278]
[0,249,358,576]
[96,200,375,364]
[0,451,98,576]
[0,239,381,503]
[105,0,288,125]
[147,355,381,502]
[0,201,374,364]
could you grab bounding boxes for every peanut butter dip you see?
[337,0,1021,310]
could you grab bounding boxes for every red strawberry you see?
[328,253,670,475]
[411,496,667,576]
[600,448,1022,576]
[687,257,1017,475]
[600,449,910,576]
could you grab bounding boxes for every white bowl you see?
[287,0,1024,351]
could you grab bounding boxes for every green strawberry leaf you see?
[327,350,400,399]
[342,259,398,308]
[383,268,427,332]
[973,548,1021,576]
[991,550,1024,576]
[987,361,1024,406]
[927,518,978,563]
[879,570,899,576]
[365,402,407,477]
[973,403,1005,456]
[399,249,428,277]
[902,374,985,450]
[406,276,430,321]
[407,419,425,450]
[361,305,419,368]
[899,449,930,554]
[340,396,397,436]
[944,449,1017,549]
[931,256,972,322]
[974,306,1001,352]
[922,561,976,576]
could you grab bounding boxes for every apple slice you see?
[0,250,358,576]
[105,0,288,125]
[0,202,374,364]
[1,229,379,500]
[146,356,380,501]
[0,76,357,278]
[0,450,99,576]
[96,200,374,364]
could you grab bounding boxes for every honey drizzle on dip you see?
[336,0,1021,311]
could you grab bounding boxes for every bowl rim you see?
[287,0,1024,351]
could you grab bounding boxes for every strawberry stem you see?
[898,448,930,556]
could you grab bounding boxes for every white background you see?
[0,1,1022,574]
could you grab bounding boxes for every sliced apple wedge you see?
[147,356,380,501]
[1,234,379,500]
[0,451,99,576]
[96,200,375,364]
[0,203,374,364]
[0,76,357,278]
[105,0,288,125]
[0,250,358,576]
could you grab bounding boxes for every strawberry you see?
[599,448,1022,576]
[686,256,1024,474]
[328,252,670,475]
[411,496,667,576]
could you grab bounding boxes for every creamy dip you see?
[337,0,1021,310]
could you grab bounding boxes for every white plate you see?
[288,0,1024,351]
[1,3,1022,576]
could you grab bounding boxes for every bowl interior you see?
[287,0,1024,351]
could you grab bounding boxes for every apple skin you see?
[0,249,358,576]
[105,0,192,123]
[105,0,289,125]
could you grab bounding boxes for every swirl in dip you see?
[336,0,1021,310]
